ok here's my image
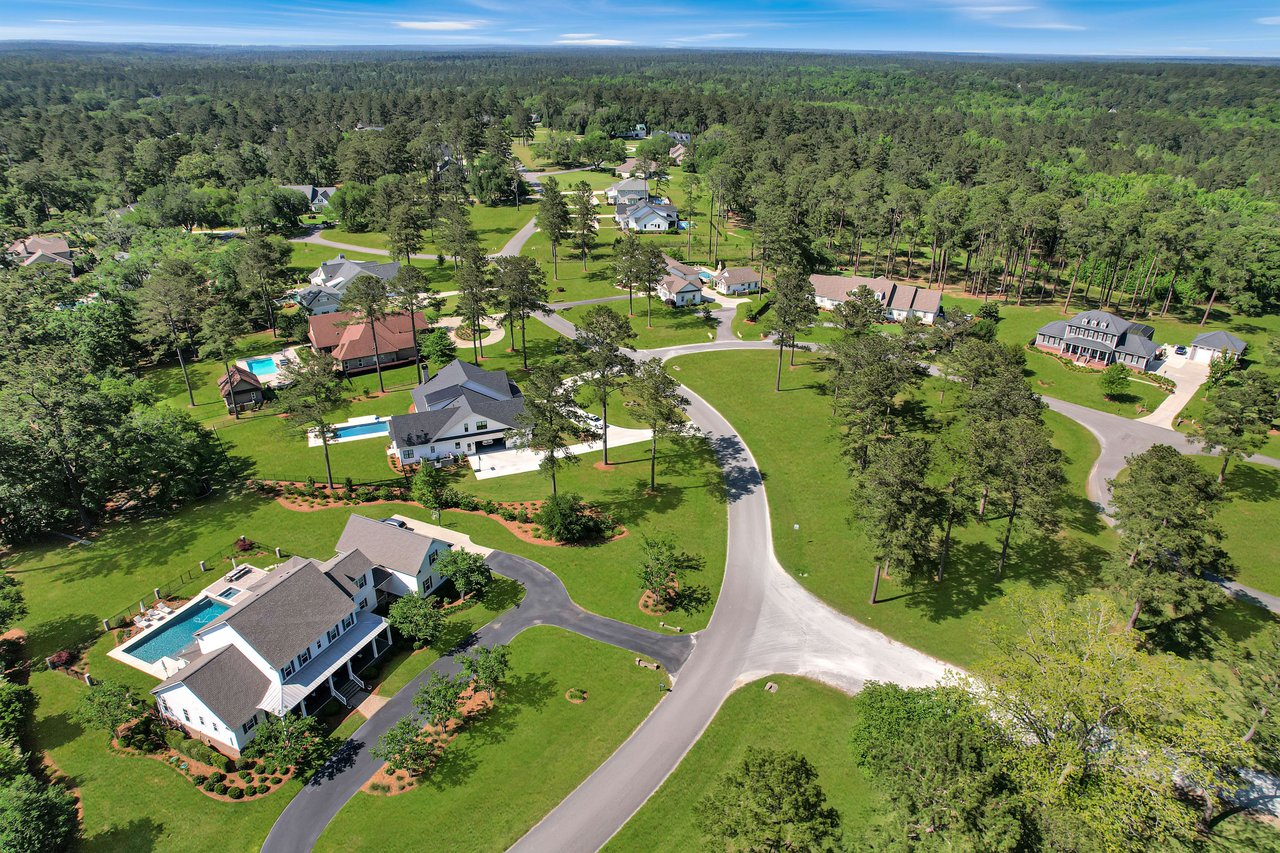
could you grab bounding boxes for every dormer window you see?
[342,613,356,629]
[328,626,340,643]
[282,661,295,679]
[355,575,367,589]
[475,420,488,431]
[298,647,311,666]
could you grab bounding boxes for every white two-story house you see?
[150,515,453,756]
[387,359,526,466]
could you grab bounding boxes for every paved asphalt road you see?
[260,552,692,853]
[290,214,538,261]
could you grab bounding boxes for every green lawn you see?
[287,242,459,290]
[319,205,533,256]
[670,348,1114,669]
[521,227,626,304]
[606,675,881,851]
[29,670,299,853]
[559,300,718,348]
[316,627,665,853]
[1191,458,1280,597]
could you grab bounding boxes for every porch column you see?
[346,659,354,680]
[300,698,308,716]
[327,673,337,695]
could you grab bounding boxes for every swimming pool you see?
[122,598,229,664]
[246,356,279,378]
[333,420,389,439]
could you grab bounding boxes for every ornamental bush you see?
[533,493,609,543]
[214,783,228,795]
[227,786,244,800]
[209,771,225,783]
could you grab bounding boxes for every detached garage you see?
[1189,330,1246,364]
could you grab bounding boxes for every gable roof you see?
[1067,310,1130,334]
[660,274,702,295]
[1192,330,1246,354]
[201,561,354,669]
[810,274,894,303]
[663,255,701,278]
[281,185,337,204]
[609,177,648,194]
[152,644,269,726]
[318,549,376,597]
[307,310,429,360]
[218,366,262,395]
[419,359,517,404]
[334,514,444,578]
[312,257,400,288]
[7,235,71,259]
[716,267,759,286]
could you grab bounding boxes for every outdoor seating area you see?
[234,347,301,389]
[132,602,175,629]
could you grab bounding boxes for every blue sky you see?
[7,1,1280,57]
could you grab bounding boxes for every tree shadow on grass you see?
[83,817,165,853]
[35,710,85,753]
[672,584,711,615]
[1220,463,1280,505]
[25,613,104,660]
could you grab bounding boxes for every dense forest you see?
[2,46,1279,314]
[1,46,1279,540]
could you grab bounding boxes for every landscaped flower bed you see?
[362,687,492,796]
[112,727,294,801]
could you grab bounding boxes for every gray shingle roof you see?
[1192,330,1246,354]
[1037,319,1069,338]
[319,549,376,597]
[152,644,269,727]
[716,267,759,286]
[1067,310,1130,334]
[334,514,446,579]
[202,561,354,670]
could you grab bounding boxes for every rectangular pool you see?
[333,420,389,440]
[246,356,279,378]
[122,598,229,664]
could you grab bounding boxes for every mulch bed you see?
[362,688,493,796]
[112,739,294,802]
[565,689,588,705]
[448,504,628,548]
[638,579,679,616]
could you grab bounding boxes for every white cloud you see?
[559,33,598,39]
[1003,21,1086,30]
[394,20,488,31]
[1259,16,1280,25]
[557,37,632,44]
[38,18,98,24]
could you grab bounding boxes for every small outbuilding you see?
[218,366,264,413]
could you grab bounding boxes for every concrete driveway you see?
[1138,353,1210,429]
[467,424,653,479]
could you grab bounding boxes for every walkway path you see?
[1137,355,1209,430]
[261,551,693,853]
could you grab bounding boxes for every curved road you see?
[290,215,538,261]
[262,551,693,853]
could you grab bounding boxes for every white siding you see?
[155,683,245,753]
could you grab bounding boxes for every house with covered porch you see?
[1035,310,1159,371]
[388,359,526,466]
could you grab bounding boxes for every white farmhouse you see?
[657,274,706,307]
[387,359,526,466]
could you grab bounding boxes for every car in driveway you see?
[1174,345,1188,356]
[379,517,407,529]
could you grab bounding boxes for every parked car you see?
[1174,345,1188,356]
[379,517,407,529]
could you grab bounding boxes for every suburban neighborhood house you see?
[616,199,679,232]
[1189,330,1247,364]
[810,273,946,324]
[712,266,761,295]
[142,515,452,756]
[1035,310,1159,371]
[307,310,428,374]
[295,255,401,315]
[653,129,692,145]
[280,184,337,211]
[388,359,526,465]
[217,366,265,413]
[657,274,707,306]
[6,235,74,270]
[605,177,649,206]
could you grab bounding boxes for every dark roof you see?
[319,549,376,597]
[663,255,701,277]
[218,366,262,395]
[1037,319,1069,338]
[1067,310,1130,334]
[152,644,269,727]
[1192,330,1246,353]
[334,514,444,578]
[202,562,354,669]
[423,359,516,402]
[389,409,458,448]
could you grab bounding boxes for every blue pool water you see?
[333,420,389,440]
[124,598,229,664]
[246,356,279,378]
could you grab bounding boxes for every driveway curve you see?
[261,551,692,853]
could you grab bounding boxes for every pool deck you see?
[106,563,273,679]
[307,413,391,447]
[235,346,302,389]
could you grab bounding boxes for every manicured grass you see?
[606,676,881,851]
[559,300,718,348]
[318,205,533,256]
[29,670,299,853]
[521,227,626,304]
[442,433,728,633]
[288,241,387,272]
[1190,458,1280,597]
[670,348,1114,669]
[316,627,666,853]
[320,227,391,250]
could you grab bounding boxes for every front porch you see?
[277,614,394,717]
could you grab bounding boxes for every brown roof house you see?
[712,267,761,295]
[307,310,429,375]
[810,274,944,325]
[6,235,74,271]
[217,366,265,413]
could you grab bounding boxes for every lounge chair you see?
[157,603,174,614]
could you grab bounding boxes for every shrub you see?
[228,786,244,800]
[258,784,271,795]
[481,499,498,514]
[203,780,216,791]
[215,782,228,795]
[534,493,608,543]
[516,509,530,523]
[271,776,283,785]
[378,486,396,501]
[47,650,75,670]
[238,770,251,780]
[192,774,207,786]
[498,507,516,521]
[344,476,354,492]
[241,759,257,773]
[164,729,186,750]
[210,771,225,783]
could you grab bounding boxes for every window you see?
[298,647,311,666]
[342,613,356,629]
[282,661,295,679]
[242,715,258,735]
[429,549,441,565]
[429,445,435,453]
[198,716,205,727]
[183,709,191,722]
[475,420,488,431]
[359,598,369,610]
[463,423,470,433]
[316,640,322,650]
[403,449,414,460]
[328,626,339,643]
[355,575,367,589]
[454,441,461,449]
